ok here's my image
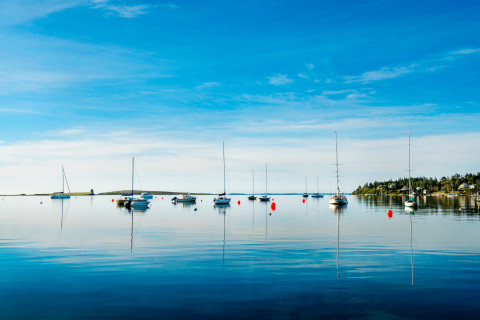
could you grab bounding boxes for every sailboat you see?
[311,176,324,198]
[258,163,270,202]
[214,142,231,205]
[302,176,309,197]
[329,132,348,205]
[405,131,418,208]
[248,170,257,200]
[124,157,150,209]
[51,166,71,199]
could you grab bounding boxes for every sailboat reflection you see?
[405,207,416,286]
[330,204,345,279]
[59,198,69,230]
[125,206,148,252]
[215,204,230,268]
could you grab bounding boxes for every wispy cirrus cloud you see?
[0,0,84,26]
[91,0,152,18]
[344,65,417,83]
[268,74,293,85]
[195,82,221,90]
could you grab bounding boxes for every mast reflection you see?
[330,204,345,279]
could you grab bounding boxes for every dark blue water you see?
[1,195,479,319]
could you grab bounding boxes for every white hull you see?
[405,201,418,208]
[329,197,348,205]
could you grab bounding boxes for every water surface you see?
[1,195,479,319]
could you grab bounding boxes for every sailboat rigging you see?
[405,130,418,208]
[214,142,231,205]
[248,169,257,200]
[329,132,348,205]
[311,176,324,198]
[51,166,71,199]
[302,176,309,198]
[259,163,270,202]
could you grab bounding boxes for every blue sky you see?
[0,0,479,194]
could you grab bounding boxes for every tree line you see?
[352,172,480,195]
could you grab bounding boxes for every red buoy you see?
[238,200,241,205]
[112,199,114,202]
[387,210,393,219]
[302,199,305,203]
[271,202,276,211]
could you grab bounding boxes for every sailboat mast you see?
[265,163,268,195]
[317,176,320,193]
[305,176,307,193]
[62,165,65,193]
[223,142,226,194]
[335,131,340,195]
[252,169,255,194]
[408,130,412,194]
[131,157,134,196]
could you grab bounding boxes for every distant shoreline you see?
[1,191,342,197]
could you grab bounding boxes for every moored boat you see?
[214,142,231,205]
[172,194,196,203]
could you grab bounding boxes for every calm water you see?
[1,195,479,319]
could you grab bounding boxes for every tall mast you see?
[335,131,340,195]
[62,165,65,193]
[317,176,320,193]
[305,176,307,193]
[265,163,268,195]
[252,169,255,194]
[223,142,226,194]
[131,157,134,196]
[408,130,412,195]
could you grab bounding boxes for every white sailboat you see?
[311,176,324,198]
[258,163,270,202]
[51,166,71,199]
[248,170,257,200]
[329,132,348,205]
[124,157,150,209]
[405,130,418,208]
[214,142,231,205]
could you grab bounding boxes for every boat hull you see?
[329,198,348,205]
[405,201,418,208]
[214,198,231,205]
[311,193,324,198]
[51,194,70,199]
[259,196,270,202]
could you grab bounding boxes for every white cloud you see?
[91,1,152,18]
[298,73,308,79]
[449,48,480,55]
[344,65,416,83]
[0,0,85,26]
[306,63,315,69]
[267,74,293,86]
[195,82,221,90]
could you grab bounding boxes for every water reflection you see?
[330,204,345,279]
[405,207,416,287]
[214,204,230,268]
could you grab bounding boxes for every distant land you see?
[1,191,341,197]
[352,172,480,195]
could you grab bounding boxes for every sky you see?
[0,0,479,195]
